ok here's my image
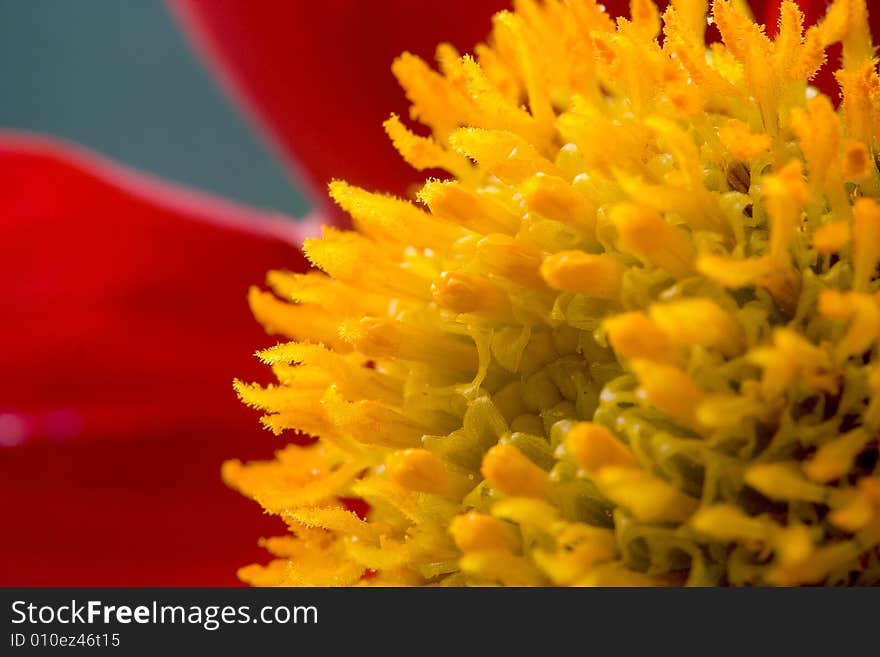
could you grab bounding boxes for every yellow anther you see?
[802,428,871,484]
[432,271,513,319]
[748,329,838,399]
[449,511,521,553]
[763,160,809,267]
[594,466,699,523]
[610,203,695,278]
[696,253,772,288]
[773,525,815,568]
[695,394,769,428]
[522,174,597,233]
[649,298,745,357]
[459,550,546,586]
[744,463,832,504]
[481,443,552,499]
[718,119,770,161]
[852,197,880,292]
[829,478,880,531]
[491,497,560,533]
[603,311,676,362]
[304,228,430,299]
[418,179,519,234]
[630,359,705,424]
[819,290,880,362]
[690,505,775,544]
[563,422,637,475]
[449,127,560,183]
[539,250,625,298]
[341,317,478,372]
[387,449,474,498]
[477,234,545,287]
[812,221,851,254]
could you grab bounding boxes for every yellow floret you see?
[231,0,880,587]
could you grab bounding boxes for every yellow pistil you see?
[231,0,880,587]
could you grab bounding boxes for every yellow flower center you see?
[228,0,880,586]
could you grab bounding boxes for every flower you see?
[230,0,880,586]
[0,0,506,585]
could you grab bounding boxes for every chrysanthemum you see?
[230,0,880,586]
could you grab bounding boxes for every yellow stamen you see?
[562,422,637,475]
[803,428,871,484]
[522,173,597,234]
[852,197,880,292]
[231,0,880,587]
[691,504,775,545]
[540,250,625,298]
[481,443,552,499]
[449,511,521,553]
[603,312,676,362]
[630,360,705,424]
[649,298,745,357]
[718,119,770,162]
[418,180,519,234]
[387,449,475,498]
[594,466,699,523]
[340,317,478,372]
[477,234,545,287]
[383,113,473,179]
[744,463,835,504]
[432,271,513,319]
[611,203,696,278]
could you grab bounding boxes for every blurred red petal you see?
[0,431,287,586]
[168,0,511,212]
[0,131,314,584]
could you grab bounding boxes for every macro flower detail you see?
[2,0,506,586]
[229,0,880,586]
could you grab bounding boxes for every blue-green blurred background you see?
[0,0,310,217]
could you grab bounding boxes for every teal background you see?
[0,0,311,217]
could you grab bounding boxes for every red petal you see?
[0,132,312,584]
[0,431,287,586]
[169,0,512,212]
